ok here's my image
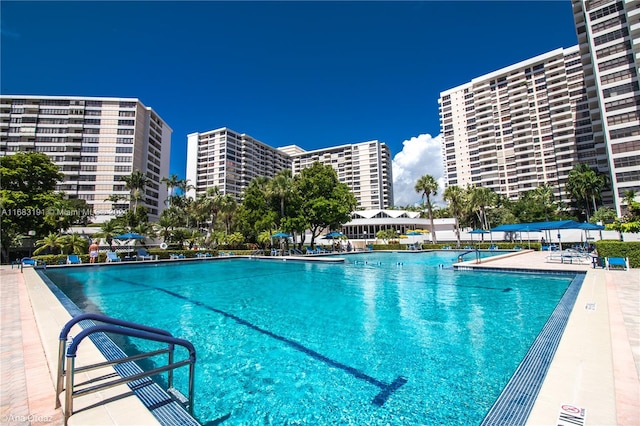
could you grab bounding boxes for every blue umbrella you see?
[114,232,145,240]
[272,232,291,238]
[323,231,345,239]
[469,228,490,242]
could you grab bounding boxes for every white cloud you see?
[392,133,445,207]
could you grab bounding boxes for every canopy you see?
[114,232,145,240]
[490,220,604,232]
[469,229,490,234]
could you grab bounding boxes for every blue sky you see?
[1,1,578,205]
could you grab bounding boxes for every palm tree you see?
[161,174,181,207]
[33,232,65,255]
[267,169,294,220]
[62,233,89,255]
[94,220,125,247]
[196,186,223,247]
[443,185,465,248]
[415,174,439,243]
[469,186,496,230]
[219,194,238,234]
[122,170,148,211]
[533,183,556,222]
[566,164,607,221]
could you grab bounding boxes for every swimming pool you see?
[45,252,576,425]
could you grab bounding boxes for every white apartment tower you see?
[186,128,394,209]
[0,95,172,222]
[282,141,394,209]
[439,47,597,206]
[572,0,640,216]
[186,127,292,200]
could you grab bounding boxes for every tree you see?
[415,174,439,243]
[219,194,238,234]
[566,164,607,221]
[122,170,148,211]
[33,232,65,255]
[295,162,357,248]
[196,186,224,247]
[267,169,295,221]
[533,183,556,222]
[468,186,496,230]
[161,174,181,207]
[61,233,89,255]
[443,185,465,247]
[0,152,64,263]
[236,177,278,242]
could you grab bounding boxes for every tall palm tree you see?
[267,169,294,219]
[33,232,65,255]
[469,186,496,230]
[415,174,439,243]
[533,183,556,222]
[122,170,148,211]
[443,185,465,247]
[94,219,125,246]
[161,174,181,207]
[196,186,223,247]
[566,164,607,221]
[219,194,238,234]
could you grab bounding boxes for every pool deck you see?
[1,251,638,425]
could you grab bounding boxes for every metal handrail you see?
[55,314,196,425]
[457,248,481,264]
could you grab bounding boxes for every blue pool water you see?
[45,252,574,425]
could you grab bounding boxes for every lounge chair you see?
[170,253,185,259]
[67,254,82,264]
[488,244,498,250]
[106,252,121,262]
[137,248,153,261]
[21,257,36,267]
[305,247,317,255]
[606,257,629,270]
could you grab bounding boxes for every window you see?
[603,82,635,98]
[593,27,629,47]
[598,54,634,72]
[613,154,640,168]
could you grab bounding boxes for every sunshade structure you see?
[323,231,345,239]
[271,232,292,238]
[490,220,604,249]
[114,232,145,240]
[469,228,490,242]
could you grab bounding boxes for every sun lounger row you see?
[546,249,591,264]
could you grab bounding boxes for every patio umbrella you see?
[114,232,145,240]
[322,231,345,239]
[405,231,422,236]
[271,232,291,238]
[469,228,489,243]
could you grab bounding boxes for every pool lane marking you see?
[94,272,407,407]
[155,286,407,407]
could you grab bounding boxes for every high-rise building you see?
[0,95,172,222]
[282,141,394,209]
[186,127,394,209]
[439,46,597,206]
[186,127,292,200]
[572,0,640,216]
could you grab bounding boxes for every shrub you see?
[595,240,640,268]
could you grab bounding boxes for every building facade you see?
[439,47,598,207]
[186,127,292,200]
[283,140,394,209]
[186,128,394,209]
[572,0,640,216]
[0,95,172,222]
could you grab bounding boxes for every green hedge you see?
[595,240,639,268]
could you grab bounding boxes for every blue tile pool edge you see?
[480,271,586,425]
[36,270,201,426]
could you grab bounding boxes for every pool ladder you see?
[457,248,481,264]
[55,313,196,425]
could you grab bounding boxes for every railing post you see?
[64,356,75,425]
[55,338,67,408]
[188,362,195,414]
[168,346,174,389]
